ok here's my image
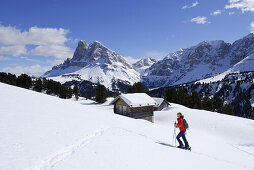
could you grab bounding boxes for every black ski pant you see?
[176,131,189,148]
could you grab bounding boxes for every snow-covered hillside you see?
[44,40,140,89]
[1,83,254,170]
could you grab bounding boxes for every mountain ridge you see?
[44,33,254,90]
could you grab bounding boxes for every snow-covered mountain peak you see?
[79,40,89,46]
[44,40,140,89]
[134,57,156,67]
[72,40,89,61]
[132,57,157,75]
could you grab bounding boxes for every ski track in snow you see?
[28,128,105,170]
[230,144,254,157]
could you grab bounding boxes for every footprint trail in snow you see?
[28,128,104,170]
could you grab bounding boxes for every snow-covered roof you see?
[111,93,156,107]
[153,98,165,107]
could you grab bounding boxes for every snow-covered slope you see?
[143,33,254,88]
[44,40,140,89]
[1,82,254,170]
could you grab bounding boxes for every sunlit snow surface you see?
[0,83,254,170]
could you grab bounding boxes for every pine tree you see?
[33,79,43,92]
[178,88,190,107]
[127,82,147,93]
[42,78,48,90]
[164,87,177,103]
[16,74,32,89]
[190,90,201,109]
[73,86,79,100]
[0,72,17,85]
[126,86,133,93]
[59,86,68,99]
[202,97,214,111]
[133,82,147,93]
[220,104,234,115]
[212,97,223,112]
[95,84,107,103]
[67,88,73,99]
[251,112,254,120]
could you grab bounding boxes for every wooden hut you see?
[110,93,156,122]
[153,98,170,111]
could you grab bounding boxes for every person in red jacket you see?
[175,112,190,149]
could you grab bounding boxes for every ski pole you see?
[174,121,177,146]
[172,122,176,146]
[174,127,176,146]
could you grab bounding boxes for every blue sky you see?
[0,0,253,75]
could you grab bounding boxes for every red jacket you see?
[176,118,186,131]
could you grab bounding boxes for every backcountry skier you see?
[175,112,191,150]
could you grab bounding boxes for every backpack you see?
[183,118,189,129]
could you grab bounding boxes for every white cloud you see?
[2,64,51,76]
[29,44,72,59]
[20,56,41,63]
[0,56,11,61]
[228,11,235,15]
[190,16,210,24]
[225,0,254,13]
[211,10,222,16]
[0,24,73,61]
[0,25,69,45]
[0,45,26,56]
[182,1,199,9]
[191,1,199,7]
[182,5,188,9]
[250,21,254,33]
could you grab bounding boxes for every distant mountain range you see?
[44,33,254,90]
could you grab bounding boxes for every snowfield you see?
[1,82,254,170]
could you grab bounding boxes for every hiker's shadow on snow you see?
[156,142,175,148]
